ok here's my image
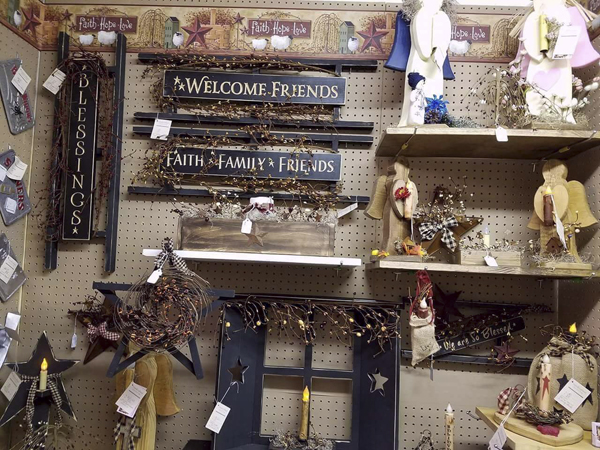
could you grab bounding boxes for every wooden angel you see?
[365,157,418,254]
[115,353,180,450]
[528,159,597,262]
[398,0,452,127]
[514,0,599,123]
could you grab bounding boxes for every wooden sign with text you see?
[452,25,491,43]
[76,16,138,33]
[247,19,311,37]
[62,63,99,241]
[162,148,342,182]
[435,316,525,357]
[163,71,346,105]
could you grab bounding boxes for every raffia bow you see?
[419,216,459,252]
[153,237,193,276]
[87,322,120,342]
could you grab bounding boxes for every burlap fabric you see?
[410,309,440,366]
[527,337,597,430]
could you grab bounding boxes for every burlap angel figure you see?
[365,157,418,254]
[528,159,597,261]
[115,353,180,450]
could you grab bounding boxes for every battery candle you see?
[543,186,554,227]
[483,226,491,248]
[39,358,48,391]
[298,386,310,441]
[538,354,552,411]
[539,14,549,53]
[445,404,454,450]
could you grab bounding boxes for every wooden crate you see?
[178,217,335,256]
[459,250,522,267]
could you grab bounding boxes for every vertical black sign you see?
[62,63,98,241]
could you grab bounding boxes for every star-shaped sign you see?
[357,22,388,53]
[228,357,249,385]
[368,368,388,397]
[422,216,482,256]
[182,18,212,48]
[493,341,520,363]
[21,7,41,38]
[433,284,464,329]
[233,13,245,25]
[0,332,78,427]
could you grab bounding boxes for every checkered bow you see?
[419,216,459,252]
[497,385,524,415]
[87,322,120,342]
[153,237,193,276]
[21,374,63,449]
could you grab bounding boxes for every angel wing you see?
[567,180,598,228]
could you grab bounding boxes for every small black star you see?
[536,376,541,394]
[585,382,594,406]
[228,357,249,385]
[557,374,570,392]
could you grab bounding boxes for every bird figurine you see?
[252,38,269,51]
[13,10,22,27]
[79,34,94,46]
[98,30,117,46]
[448,39,472,56]
[348,36,359,53]
[172,32,184,47]
[271,35,293,51]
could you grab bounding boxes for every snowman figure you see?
[407,72,427,126]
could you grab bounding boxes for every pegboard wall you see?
[3,1,600,448]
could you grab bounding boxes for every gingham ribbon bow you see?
[114,413,140,450]
[419,216,459,252]
[21,374,63,449]
[153,237,193,276]
[497,386,523,415]
[87,322,120,342]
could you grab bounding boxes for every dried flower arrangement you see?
[515,402,573,426]
[270,429,335,450]
[460,233,525,255]
[526,238,594,267]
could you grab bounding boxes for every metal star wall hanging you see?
[493,341,520,363]
[182,18,212,48]
[357,22,388,53]
[0,332,78,427]
[433,284,464,328]
[368,368,388,397]
[20,7,41,38]
[228,357,249,385]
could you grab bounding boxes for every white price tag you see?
[495,126,508,142]
[151,119,171,140]
[0,256,18,284]
[552,26,581,60]
[43,68,66,95]
[337,203,358,219]
[4,198,16,214]
[488,424,507,450]
[555,378,591,413]
[484,255,499,267]
[1,372,21,400]
[70,332,78,349]
[116,382,147,418]
[11,66,31,95]
[6,157,27,181]
[147,269,162,284]
[241,218,253,234]
[205,402,231,434]
[0,166,6,182]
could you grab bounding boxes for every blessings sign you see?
[163,71,347,105]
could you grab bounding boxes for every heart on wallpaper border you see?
[532,68,562,91]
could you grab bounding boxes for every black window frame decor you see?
[213,304,400,450]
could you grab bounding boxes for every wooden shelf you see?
[142,249,362,268]
[368,260,596,279]
[477,407,594,450]
[375,127,600,160]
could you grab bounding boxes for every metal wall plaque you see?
[163,71,346,105]
[62,63,99,241]
[162,148,342,182]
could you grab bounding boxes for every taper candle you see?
[539,14,549,53]
[538,354,552,411]
[39,358,48,391]
[299,386,310,441]
[483,226,491,248]
[404,180,416,219]
[445,404,454,450]
[543,186,554,227]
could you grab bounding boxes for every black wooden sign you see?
[62,63,99,241]
[435,316,525,357]
[163,71,346,105]
[162,148,342,182]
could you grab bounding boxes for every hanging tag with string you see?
[70,313,78,349]
[554,346,591,413]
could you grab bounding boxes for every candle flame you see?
[41,358,48,371]
[545,186,553,195]
[303,386,310,401]
[569,323,577,333]
[542,354,550,364]
[446,404,453,413]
